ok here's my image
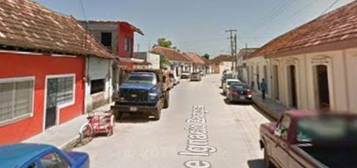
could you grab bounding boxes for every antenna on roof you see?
[79,0,88,50]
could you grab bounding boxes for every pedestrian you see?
[261,78,267,100]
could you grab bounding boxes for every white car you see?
[222,79,241,95]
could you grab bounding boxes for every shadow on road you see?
[223,98,253,106]
[116,113,152,123]
[247,159,266,168]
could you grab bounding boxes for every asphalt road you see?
[75,74,270,168]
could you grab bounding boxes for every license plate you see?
[129,106,138,111]
[240,96,245,99]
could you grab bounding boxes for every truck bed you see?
[298,145,357,168]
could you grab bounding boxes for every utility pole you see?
[225,29,237,72]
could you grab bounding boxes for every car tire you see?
[163,92,169,109]
[153,109,161,120]
[264,149,275,168]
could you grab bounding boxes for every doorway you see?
[273,65,280,100]
[315,65,330,110]
[46,78,58,129]
[288,65,297,108]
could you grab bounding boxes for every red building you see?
[0,0,113,144]
[79,20,144,86]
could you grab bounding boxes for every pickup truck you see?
[112,69,170,120]
[0,143,89,168]
[260,110,357,168]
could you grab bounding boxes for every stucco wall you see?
[0,52,85,144]
[269,47,357,113]
[85,57,112,112]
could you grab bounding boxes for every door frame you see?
[310,56,335,110]
[285,58,300,108]
[43,73,76,131]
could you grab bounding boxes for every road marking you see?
[179,105,216,167]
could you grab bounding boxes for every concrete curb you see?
[253,98,281,121]
[59,134,80,150]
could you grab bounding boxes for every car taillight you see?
[247,90,252,95]
[230,90,238,95]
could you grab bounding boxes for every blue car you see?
[0,143,89,168]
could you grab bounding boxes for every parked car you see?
[199,71,205,76]
[112,69,170,120]
[190,72,201,81]
[260,110,357,168]
[221,72,236,88]
[169,72,180,86]
[181,72,191,79]
[0,143,89,168]
[226,83,252,103]
[222,79,240,95]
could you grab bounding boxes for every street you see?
[75,75,270,168]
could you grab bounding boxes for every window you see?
[56,77,74,105]
[0,77,34,124]
[28,163,38,168]
[101,32,112,48]
[124,37,132,53]
[48,76,74,106]
[91,79,105,94]
[276,115,291,140]
[40,153,69,168]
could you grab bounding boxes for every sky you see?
[35,0,354,58]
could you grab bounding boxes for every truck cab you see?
[260,110,357,168]
[112,70,170,120]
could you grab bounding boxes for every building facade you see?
[247,1,357,113]
[0,0,113,144]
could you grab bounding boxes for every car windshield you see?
[225,74,235,79]
[231,84,249,90]
[227,81,240,86]
[296,116,357,143]
[127,74,156,84]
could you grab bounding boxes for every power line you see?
[321,0,341,15]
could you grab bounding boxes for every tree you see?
[160,55,169,69]
[157,38,172,48]
[202,53,210,60]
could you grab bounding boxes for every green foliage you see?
[202,53,210,60]
[157,38,172,48]
[160,54,169,69]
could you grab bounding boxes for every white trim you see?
[0,76,35,126]
[0,50,77,58]
[43,73,76,131]
[310,56,335,111]
[51,54,77,58]
[0,50,43,56]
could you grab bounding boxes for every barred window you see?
[52,76,74,106]
[0,78,34,124]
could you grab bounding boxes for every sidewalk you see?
[24,103,113,149]
[252,91,290,120]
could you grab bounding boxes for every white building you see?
[135,52,160,69]
[246,1,357,113]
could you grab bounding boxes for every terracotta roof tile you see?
[0,0,114,58]
[249,1,357,58]
[151,46,190,62]
[210,55,234,64]
[183,53,206,65]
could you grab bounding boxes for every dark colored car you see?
[226,83,252,103]
[0,143,89,168]
[181,72,191,79]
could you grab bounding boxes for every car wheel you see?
[264,149,275,168]
[163,92,170,109]
[152,109,161,120]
